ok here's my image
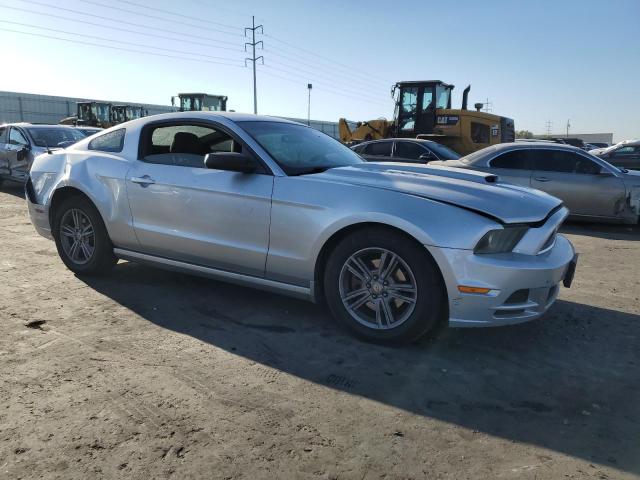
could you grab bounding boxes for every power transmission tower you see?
[245,16,263,114]
[482,98,493,113]
[545,120,552,137]
[566,119,571,137]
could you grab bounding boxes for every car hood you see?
[310,162,562,224]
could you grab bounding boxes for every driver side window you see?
[141,123,239,168]
[9,128,28,146]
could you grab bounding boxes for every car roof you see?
[121,111,302,128]
[462,141,588,164]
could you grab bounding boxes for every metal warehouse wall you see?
[0,91,340,139]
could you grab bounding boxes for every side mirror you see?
[204,152,258,173]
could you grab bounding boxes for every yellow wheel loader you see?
[339,80,514,155]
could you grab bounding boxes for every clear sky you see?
[1,0,638,141]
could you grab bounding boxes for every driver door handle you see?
[130,175,155,187]
[534,176,550,182]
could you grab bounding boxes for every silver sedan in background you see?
[432,143,640,224]
[27,112,576,344]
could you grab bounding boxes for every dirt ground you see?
[1,181,639,480]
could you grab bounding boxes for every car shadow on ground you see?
[561,221,640,241]
[80,261,640,474]
[0,182,25,199]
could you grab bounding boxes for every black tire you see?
[324,227,446,344]
[52,195,117,275]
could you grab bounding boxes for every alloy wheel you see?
[59,208,95,265]
[338,247,418,330]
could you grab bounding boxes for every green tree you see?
[516,130,534,139]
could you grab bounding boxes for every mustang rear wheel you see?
[53,195,117,275]
[324,228,446,344]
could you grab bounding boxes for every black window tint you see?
[352,144,365,154]
[534,150,600,174]
[364,141,392,156]
[89,129,125,153]
[0,127,6,143]
[574,157,601,174]
[490,150,531,169]
[394,141,426,160]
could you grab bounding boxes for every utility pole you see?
[566,119,571,137]
[545,120,552,137]
[482,98,493,113]
[307,83,312,126]
[244,16,263,114]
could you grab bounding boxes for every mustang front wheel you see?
[324,228,446,344]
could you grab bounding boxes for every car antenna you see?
[43,140,52,154]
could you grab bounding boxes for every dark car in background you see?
[352,138,460,163]
[589,140,640,171]
[0,123,85,184]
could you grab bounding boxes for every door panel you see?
[531,151,625,218]
[126,161,273,278]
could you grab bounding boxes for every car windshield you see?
[428,143,460,160]
[27,127,85,147]
[239,121,364,175]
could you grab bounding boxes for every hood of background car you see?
[310,162,562,224]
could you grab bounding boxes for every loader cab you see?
[392,81,453,137]
[76,102,112,127]
[172,93,228,112]
[112,105,147,124]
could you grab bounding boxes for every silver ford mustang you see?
[26,112,577,344]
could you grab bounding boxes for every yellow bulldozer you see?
[339,80,514,155]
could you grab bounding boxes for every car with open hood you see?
[26,112,577,344]
[589,139,640,171]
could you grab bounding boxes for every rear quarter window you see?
[88,129,125,153]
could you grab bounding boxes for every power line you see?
[260,68,390,109]
[0,27,246,69]
[0,20,243,62]
[15,0,240,47]
[264,33,391,85]
[115,0,243,32]
[264,57,389,103]
[261,65,389,107]
[264,48,390,91]
[244,16,264,114]
[0,4,242,52]
[78,0,243,38]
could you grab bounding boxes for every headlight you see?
[474,227,528,254]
